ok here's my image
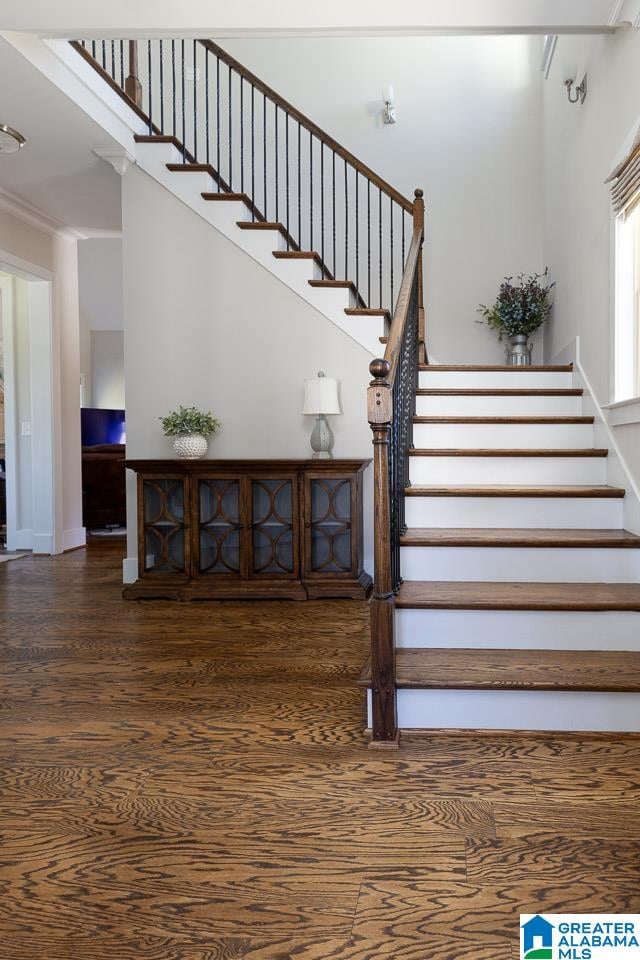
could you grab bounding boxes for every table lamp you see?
[303,371,341,458]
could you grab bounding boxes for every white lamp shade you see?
[303,373,341,415]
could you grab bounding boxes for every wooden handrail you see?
[383,203,425,383]
[198,39,413,214]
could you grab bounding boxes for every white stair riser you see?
[395,609,640,650]
[400,546,640,583]
[419,371,574,389]
[367,689,640,732]
[413,422,594,450]
[405,496,623,529]
[409,456,607,486]
[416,395,583,416]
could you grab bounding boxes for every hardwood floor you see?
[1,540,640,959]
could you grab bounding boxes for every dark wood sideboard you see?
[123,459,372,601]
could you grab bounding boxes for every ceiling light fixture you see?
[0,124,26,154]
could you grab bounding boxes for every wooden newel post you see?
[125,40,143,107]
[413,188,427,364]
[367,358,399,748]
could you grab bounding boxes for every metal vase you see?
[506,334,533,366]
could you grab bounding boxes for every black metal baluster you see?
[119,41,124,88]
[321,143,325,271]
[159,41,164,132]
[91,40,96,59]
[344,159,348,280]
[285,111,290,250]
[275,103,279,223]
[309,133,313,251]
[251,85,255,220]
[263,93,267,219]
[379,187,383,309]
[355,170,359,300]
[297,124,301,247]
[205,50,210,165]
[147,41,152,135]
[390,198,394,311]
[102,40,106,70]
[228,64,232,190]
[181,40,186,161]
[193,41,197,161]
[216,56,220,192]
[111,41,115,81]
[367,180,371,307]
[171,41,176,137]
[240,78,244,194]
[332,151,336,277]
[402,209,406,267]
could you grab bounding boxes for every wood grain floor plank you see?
[493,801,640,837]
[466,835,640,884]
[351,876,640,940]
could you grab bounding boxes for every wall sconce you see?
[565,74,588,104]
[382,85,397,125]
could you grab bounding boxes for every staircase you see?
[45,36,640,738]
[363,362,640,737]
[68,38,420,358]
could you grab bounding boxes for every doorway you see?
[0,257,57,554]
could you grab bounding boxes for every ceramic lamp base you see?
[310,414,334,459]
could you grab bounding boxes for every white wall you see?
[91,329,125,409]
[78,237,124,408]
[219,35,545,364]
[543,27,640,493]
[122,164,373,574]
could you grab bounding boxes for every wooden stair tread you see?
[409,447,608,458]
[404,485,625,498]
[400,528,640,548]
[309,279,356,291]
[167,162,215,173]
[202,191,251,202]
[237,220,285,230]
[135,133,182,148]
[273,250,323,266]
[396,580,640,611]
[418,364,573,373]
[345,307,391,320]
[417,388,583,396]
[359,648,640,691]
[414,416,595,424]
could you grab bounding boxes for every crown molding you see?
[0,187,84,239]
[611,0,640,26]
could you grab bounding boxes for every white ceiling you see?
[0,0,639,36]
[0,36,122,235]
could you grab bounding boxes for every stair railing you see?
[367,192,425,746]
[71,38,415,317]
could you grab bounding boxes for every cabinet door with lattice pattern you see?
[139,477,190,577]
[194,477,244,578]
[249,474,299,579]
[303,474,355,578]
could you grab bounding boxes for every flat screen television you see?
[81,408,126,446]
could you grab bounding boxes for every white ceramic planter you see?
[173,434,208,459]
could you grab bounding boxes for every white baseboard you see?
[63,527,86,551]
[553,336,640,535]
[8,528,33,551]
[123,556,138,583]
[32,533,53,554]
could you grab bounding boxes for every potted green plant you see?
[160,405,221,460]
[478,270,554,365]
